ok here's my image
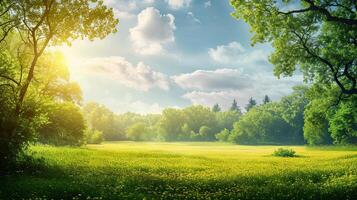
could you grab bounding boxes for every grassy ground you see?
[1,142,357,199]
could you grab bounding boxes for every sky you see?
[58,0,303,114]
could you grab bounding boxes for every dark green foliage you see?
[245,97,257,111]
[212,103,221,112]
[273,148,296,157]
[263,95,271,104]
[279,86,309,144]
[215,110,241,132]
[230,103,295,145]
[230,99,241,112]
[328,99,357,144]
[304,85,356,145]
[39,102,86,146]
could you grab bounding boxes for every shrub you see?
[273,148,296,157]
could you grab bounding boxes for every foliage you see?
[39,102,86,146]
[230,99,241,113]
[85,129,104,145]
[245,97,257,112]
[273,148,296,157]
[212,103,221,112]
[0,0,118,168]
[279,86,309,144]
[1,142,356,199]
[215,110,241,132]
[303,85,357,145]
[158,106,218,141]
[126,123,148,141]
[329,99,357,144]
[215,128,230,142]
[83,102,121,140]
[263,95,271,104]
[230,0,357,95]
[230,103,293,145]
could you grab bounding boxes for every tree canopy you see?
[230,0,357,96]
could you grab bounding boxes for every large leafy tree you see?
[230,0,357,96]
[0,0,118,167]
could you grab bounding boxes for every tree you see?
[245,97,257,111]
[263,95,271,104]
[39,102,86,146]
[215,110,241,132]
[182,105,217,134]
[231,0,357,98]
[158,108,186,141]
[230,99,241,112]
[230,103,292,145]
[212,103,221,112]
[83,102,119,140]
[279,86,309,144]
[126,123,147,141]
[199,126,214,141]
[0,0,118,167]
[304,84,356,145]
[329,99,357,144]
[215,128,230,142]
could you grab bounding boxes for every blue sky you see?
[59,0,303,114]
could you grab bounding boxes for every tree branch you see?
[0,74,19,85]
[279,0,357,26]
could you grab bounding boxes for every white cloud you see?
[204,1,211,8]
[209,41,269,67]
[172,69,251,91]
[175,69,303,110]
[187,12,201,24]
[81,56,170,91]
[165,0,192,9]
[130,7,176,55]
[103,0,155,19]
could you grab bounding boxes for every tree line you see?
[36,83,355,147]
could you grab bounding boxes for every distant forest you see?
[69,84,354,146]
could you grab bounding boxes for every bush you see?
[273,148,296,157]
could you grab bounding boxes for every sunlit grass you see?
[1,142,357,199]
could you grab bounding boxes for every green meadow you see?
[1,142,357,199]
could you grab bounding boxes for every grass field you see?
[1,142,357,199]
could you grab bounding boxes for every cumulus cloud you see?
[165,0,191,9]
[208,41,269,67]
[175,69,303,110]
[130,7,176,55]
[172,69,251,91]
[82,56,170,91]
